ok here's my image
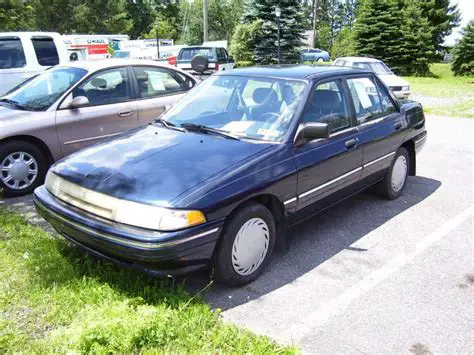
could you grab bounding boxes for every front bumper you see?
[33,186,223,276]
[393,90,411,99]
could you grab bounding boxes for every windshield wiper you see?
[180,123,240,140]
[154,118,185,132]
[0,99,27,111]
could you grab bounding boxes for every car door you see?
[293,78,363,211]
[217,48,234,71]
[344,75,406,180]
[56,66,137,156]
[131,66,192,125]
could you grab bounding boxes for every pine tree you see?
[243,0,305,64]
[354,0,404,73]
[398,0,433,75]
[451,20,474,76]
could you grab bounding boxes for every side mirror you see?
[68,96,89,109]
[228,56,234,63]
[294,122,329,147]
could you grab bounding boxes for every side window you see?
[133,66,187,98]
[31,37,59,66]
[374,79,397,114]
[303,80,350,133]
[346,77,383,123]
[0,37,26,69]
[73,67,131,106]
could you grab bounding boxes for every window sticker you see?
[221,121,254,132]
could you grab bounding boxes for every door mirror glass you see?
[294,122,329,146]
[68,95,89,108]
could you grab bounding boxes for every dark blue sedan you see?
[34,65,427,286]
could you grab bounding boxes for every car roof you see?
[60,59,175,71]
[218,65,369,80]
[335,56,382,63]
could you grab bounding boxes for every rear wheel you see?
[317,57,324,62]
[0,141,47,197]
[213,202,276,286]
[378,147,409,200]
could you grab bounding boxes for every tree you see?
[451,20,474,76]
[229,20,262,62]
[72,0,132,34]
[126,0,154,39]
[420,0,460,52]
[331,26,356,58]
[397,0,433,75]
[0,0,36,31]
[29,0,75,33]
[243,0,305,64]
[354,0,404,73]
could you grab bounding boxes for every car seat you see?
[250,88,280,121]
[305,89,348,131]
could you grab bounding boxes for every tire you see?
[317,57,324,62]
[378,147,410,200]
[213,202,276,286]
[0,140,47,198]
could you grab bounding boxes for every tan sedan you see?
[0,59,197,197]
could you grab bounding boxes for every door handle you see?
[345,138,357,149]
[394,121,403,130]
[118,109,134,117]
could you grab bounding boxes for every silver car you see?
[0,59,197,197]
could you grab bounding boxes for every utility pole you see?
[156,28,160,59]
[312,0,318,48]
[203,0,209,42]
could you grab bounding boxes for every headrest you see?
[311,89,341,109]
[253,87,278,105]
[91,78,107,89]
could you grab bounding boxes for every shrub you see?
[451,20,474,76]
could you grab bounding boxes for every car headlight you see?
[45,171,206,231]
[402,86,410,91]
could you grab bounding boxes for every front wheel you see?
[317,57,325,62]
[0,141,47,197]
[378,147,410,200]
[213,202,276,286]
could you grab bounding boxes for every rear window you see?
[0,37,26,69]
[178,47,214,60]
[31,37,59,66]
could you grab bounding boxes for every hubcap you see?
[391,155,407,192]
[231,218,270,276]
[1,152,38,190]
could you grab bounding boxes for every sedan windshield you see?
[354,62,392,75]
[2,66,87,111]
[163,75,307,142]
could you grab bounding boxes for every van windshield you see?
[2,66,87,111]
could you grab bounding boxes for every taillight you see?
[215,62,219,71]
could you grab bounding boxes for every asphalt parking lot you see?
[3,115,473,354]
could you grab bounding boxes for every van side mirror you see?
[68,96,89,109]
[294,122,329,147]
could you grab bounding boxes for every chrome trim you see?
[36,198,219,250]
[299,167,363,200]
[64,132,121,146]
[363,151,396,169]
[284,197,297,205]
[358,116,385,126]
[415,136,427,145]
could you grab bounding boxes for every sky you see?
[444,0,474,46]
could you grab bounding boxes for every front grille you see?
[390,86,402,91]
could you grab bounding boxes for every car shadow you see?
[183,175,441,310]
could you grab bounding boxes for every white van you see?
[0,32,69,96]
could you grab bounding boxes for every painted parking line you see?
[288,205,474,344]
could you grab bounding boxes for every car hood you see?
[51,125,272,207]
[378,74,409,87]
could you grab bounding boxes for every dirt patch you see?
[410,343,433,355]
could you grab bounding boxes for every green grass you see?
[403,63,474,118]
[0,207,296,354]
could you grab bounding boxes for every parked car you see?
[301,48,330,62]
[175,46,235,75]
[0,59,197,197]
[333,57,411,99]
[34,65,427,286]
[0,32,69,96]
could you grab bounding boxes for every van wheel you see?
[378,147,409,200]
[213,202,275,286]
[0,141,47,198]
